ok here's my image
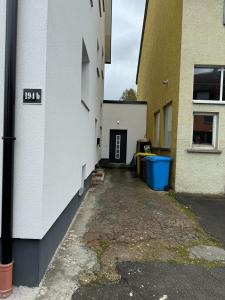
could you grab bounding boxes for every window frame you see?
[192,112,218,150]
[193,66,225,104]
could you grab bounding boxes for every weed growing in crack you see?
[167,190,196,220]
[96,240,110,263]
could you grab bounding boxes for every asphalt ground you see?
[177,193,225,246]
[74,262,225,300]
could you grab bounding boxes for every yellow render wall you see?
[137,0,183,186]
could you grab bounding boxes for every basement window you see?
[192,113,218,149]
[193,66,225,103]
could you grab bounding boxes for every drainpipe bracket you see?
[2,137,16,141]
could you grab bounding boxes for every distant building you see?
[137,0,225,194]
[102,100,147,165]
[0,0,112,287]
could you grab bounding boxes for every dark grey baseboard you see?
[0,172,92,287]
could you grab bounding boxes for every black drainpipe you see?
[1,0,18,266]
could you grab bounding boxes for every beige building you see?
[137,0,225,194]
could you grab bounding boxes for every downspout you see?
[0,0,18,297]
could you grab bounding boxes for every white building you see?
[102,101,147,165]
[0,0,112,287]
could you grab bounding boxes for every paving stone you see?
[189,245,225,262]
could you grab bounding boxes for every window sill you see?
[193,100,225,105]
[187,148,222,154]
[81,99,90,112]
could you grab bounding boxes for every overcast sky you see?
[104,0,146,100]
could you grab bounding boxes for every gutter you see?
[0,0,18,297]
[136,0,149,84]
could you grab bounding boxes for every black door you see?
[109,130,127,163]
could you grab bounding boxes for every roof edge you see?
[136,0,149,84]
[103,100,147,105]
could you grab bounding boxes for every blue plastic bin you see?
[144,156,172,191]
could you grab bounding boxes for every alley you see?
[34,169,225,300]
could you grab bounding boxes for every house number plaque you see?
[23,89,42,104]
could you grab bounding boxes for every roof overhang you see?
[105,0,112,64]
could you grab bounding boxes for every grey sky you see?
[104,0,146,100]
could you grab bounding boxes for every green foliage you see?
[96,240,110,263]
[120,88,137,101]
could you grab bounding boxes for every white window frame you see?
[154,111,160,147]
[193,66,225,104]
[192,112,218,150]
[164,104,172,148]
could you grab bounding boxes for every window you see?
[97,39,99,52]
[224,0,225,25]
[154,111,160,146]
[115,135,121,160]
[193,66,225,102]
[164,104,172,148]
[81,40,90,109]
[192,113,218,148]
[99,0,102,17]
[96,67,100,78]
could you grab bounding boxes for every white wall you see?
[0,0,107,239]
[42,0,105,237]
[0,0,48,238]
[176,0,225,194]
[102,103,147,164]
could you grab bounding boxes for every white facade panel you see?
[42,0,105,237]
[102,103,147,164]
[0,0,108,239]
[7,0,48,239]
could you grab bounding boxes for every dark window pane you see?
[193,67,221,100]
[193,115,213,145]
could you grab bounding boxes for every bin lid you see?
[144,156,172,162]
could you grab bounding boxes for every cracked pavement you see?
[73,169,225,299]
